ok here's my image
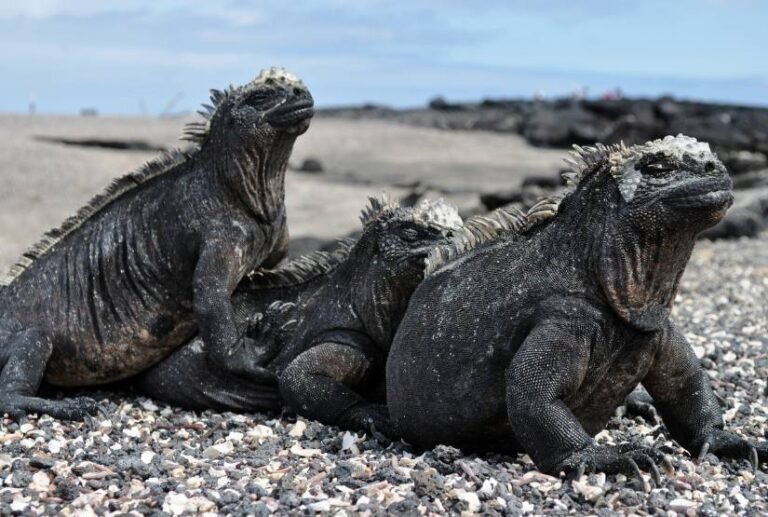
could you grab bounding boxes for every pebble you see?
[0,232,766,515]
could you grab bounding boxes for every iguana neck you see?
[596,221,695,331]
[358,267,416,349]
[202,132,296,222]
[543,177,696,332]
[348,246,420,350]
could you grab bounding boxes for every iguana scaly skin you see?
[386,135,768,477]
[0,67,313,420]
[132,196,472,413]
[133,240,354,411]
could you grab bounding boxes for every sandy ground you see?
[0,113,562,273]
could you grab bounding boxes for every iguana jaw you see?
[263,97,314,134]
[661,176,733,210]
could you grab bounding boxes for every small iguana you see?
[0,67,314,420]
[385,135,768,478]
[132,196,474,413]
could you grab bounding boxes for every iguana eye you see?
[645,162,672,174]
[401,228,420,242]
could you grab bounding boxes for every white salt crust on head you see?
[610,134,716,201]
[252,67,305,87]
[413,198,463,230]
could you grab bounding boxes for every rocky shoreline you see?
[321,97,768,241]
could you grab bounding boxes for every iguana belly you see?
[43,316,198,386]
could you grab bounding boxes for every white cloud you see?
[0,0,139,19]
[0,0,266,26]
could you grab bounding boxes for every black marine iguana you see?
[132,196,470,413]
[0,67,314,420]
[273,200,539,433]
[385,135,768,477]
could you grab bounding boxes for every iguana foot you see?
[1,394,101,421]
[221,337,280,381]
[695,430,768,472]
[340,403,396,439]
[624,391,658,423]
[556,443,673,485]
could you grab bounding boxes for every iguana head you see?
[183,67,314,221]
[560,134,733,330]
[568,134,732,229]
[360,196,463,280]
[183,67,314,144]
[346,196,461,345]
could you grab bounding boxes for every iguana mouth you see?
[662,177,733,209]
[266,98,315,130]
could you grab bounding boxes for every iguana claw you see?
[697,441,710,462]
[693,430,767,471]
[559,442,669,486]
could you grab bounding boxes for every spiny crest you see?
[560,134,713,190]
[425,206,527,276]
[0,149,192,286]
[560,141,628,189]
[526,194,565,226]
[180,85,235,144]
[241,239,355,291]
[359,194,403,226]
[181,67,307,144]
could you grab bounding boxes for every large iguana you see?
[132,196,469,413]
[0,67,314,420]
[385,135,768,477]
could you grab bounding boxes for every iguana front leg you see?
[279,342,392,435]
[193,241,273,379]
[507,322,666,478]
[643,322,768,468]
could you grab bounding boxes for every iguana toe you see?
[2,394,101,421]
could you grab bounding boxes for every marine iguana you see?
[274,200,539,433]
[132,196,470,413]
[385,135,768,478]
[0,67,314,420]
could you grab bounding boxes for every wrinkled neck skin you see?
[552,174,697,332]
[597,217,696,331]
[347,242,424,350]
[201,130,297,223]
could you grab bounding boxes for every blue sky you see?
[0,0,766,114]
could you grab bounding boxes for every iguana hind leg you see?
[135,337,282,412]
[0,327,99,420]
[279,342,394,436]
